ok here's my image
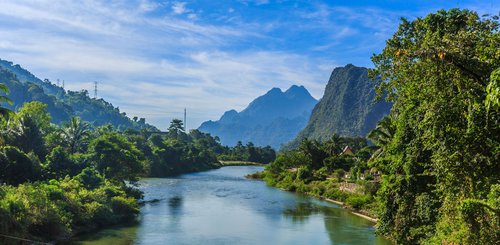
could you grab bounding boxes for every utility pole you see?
[62,80,65,89]
[184,108,187,132]
[94,81,98,99]
[57,79,60,87]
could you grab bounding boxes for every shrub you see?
[346,195,371,210]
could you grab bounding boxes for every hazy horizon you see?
[0,0,498,130]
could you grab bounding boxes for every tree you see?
[299,139,327,169]
[7,112,47,161]
[61,116,90,153]
[167,119,187,141]
[0,146,41,185]
[0,82,13,119]
[367,116,395,161]
[45,146,84,178]
[323,134,344,156]
[16,101,52,134]
[371,9,500,243]
[89,132,145,183]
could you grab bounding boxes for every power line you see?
[94,81,98,99]
[184,108,187,131]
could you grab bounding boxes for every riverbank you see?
[219,160,265,166]
[249,170,380,224]
[72,166,390,244]
[322,198,378,223]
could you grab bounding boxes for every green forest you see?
[0,59,157,130]
[259,9,499,244]
[0,7,499,245]
[0,97,275,241]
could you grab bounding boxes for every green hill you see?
[285,64,391,149]
[0,58,157,130]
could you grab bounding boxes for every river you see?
[73,166,391,244]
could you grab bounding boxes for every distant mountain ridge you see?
[0,58,157,130]
[198,85,318,149]
[285,64,392,149]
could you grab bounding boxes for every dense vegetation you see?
[262,9,500,244]
[257,135,382,217]
[0,100,275,242]
[370,9,499,244]
[0,59,156,130]
[285,64,392,150]
[199,85,317,149]
[0,102,144,242]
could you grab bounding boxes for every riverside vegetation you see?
[0,89,275,241]
[258,9,499,244]
[0,8,498,245]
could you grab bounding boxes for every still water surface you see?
[74,166,390,245]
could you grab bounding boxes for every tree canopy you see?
[370,9,500,244]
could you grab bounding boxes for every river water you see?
[73,166,390,245]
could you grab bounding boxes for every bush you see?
[346,195,371,210]
[324,187,348,202]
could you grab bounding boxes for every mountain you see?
[198,85,318,149]
[285,64,392,149]
[0,58,157,130]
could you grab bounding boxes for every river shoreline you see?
[322,197,378,223]
[244,170,379,224]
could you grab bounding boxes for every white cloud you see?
[0,0,371,129]
[172,1,189,15]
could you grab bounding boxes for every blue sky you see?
[0,0,498,130]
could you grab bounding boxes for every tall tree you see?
[61,116,90,153]
[0,82,13,119]
[367,116,395,161]
[371,9,500,244]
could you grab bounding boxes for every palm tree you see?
[299,138,327,169]
[62,116,90,153]
[323,134,344,156]
[0,83,13,119]
[367,116,395,160]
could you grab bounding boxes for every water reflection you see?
[72,166,391,245]
[283,201,391,245]
[283,202,321,224]
[168,196,183,214]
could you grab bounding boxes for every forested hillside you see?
[0,59,156,130]
[262,9,500,244]
[0,100,275,242]
[285,64,391,149]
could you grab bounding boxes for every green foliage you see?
[0,146,42,185]
[0,82,13,119]
[264,135,379,214]
[45,146,85,179]
[89,131,145,183]
[0,174,140,241]
[346,195,371,210]
[0,61,157,130]
[218,141,276,164]
[486,68,500,111]
[371,9,500,243]
[285,64,392,150]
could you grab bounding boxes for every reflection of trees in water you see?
[322,207,391,245]
[168,196,183,216]
[283,202,391,244]
[282,202,323,224]
[71,223,140,244]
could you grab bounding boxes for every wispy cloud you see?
[1,0,494,129]
[172,1,189,15]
